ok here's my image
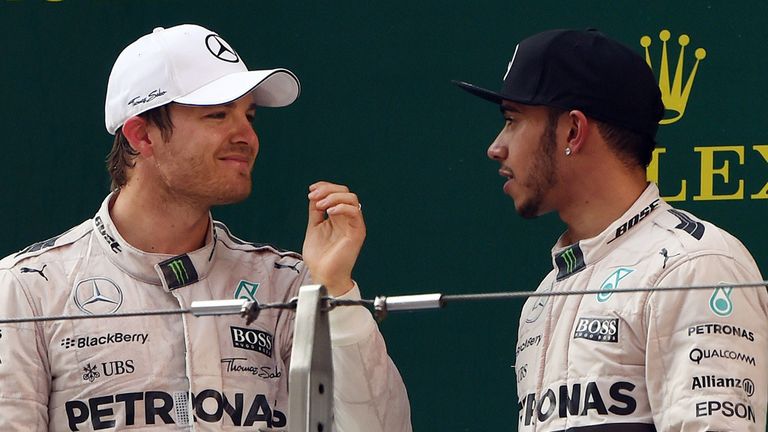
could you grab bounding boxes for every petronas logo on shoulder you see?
[709,284,734,317]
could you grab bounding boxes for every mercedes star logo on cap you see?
[73,277,124,315]
[205,34,240,63]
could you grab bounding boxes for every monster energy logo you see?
[562,249,577,273]
[169,260,189,284]
[555,245,585,280]
[710,285,734,317]
[159,254,199,289]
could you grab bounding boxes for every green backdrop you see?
[1,1,766,431]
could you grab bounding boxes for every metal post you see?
[288,284,334,432]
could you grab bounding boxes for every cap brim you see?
[175,68,300,107]
[452,80,504,104]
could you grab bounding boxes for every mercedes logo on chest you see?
[205,34,240,63]
[73,277,124,315]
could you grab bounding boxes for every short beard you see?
[516,110,560,218]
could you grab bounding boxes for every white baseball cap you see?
[105,24,300,134]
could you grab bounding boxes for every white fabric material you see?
[329,284,377,347]
[515,183,767,431]
[0,193,411,431]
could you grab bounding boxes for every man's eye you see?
[206,112,226,119]
[246,114,256,122]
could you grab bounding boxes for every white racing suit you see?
[515,183,767,431]
[0,194,411,431]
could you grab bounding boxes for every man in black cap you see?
[455,29,767,431]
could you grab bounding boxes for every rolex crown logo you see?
[640,29,706,125]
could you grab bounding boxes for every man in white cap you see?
[0,24,411,431]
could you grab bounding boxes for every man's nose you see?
[487,135,507,161]
[234,116,259,149]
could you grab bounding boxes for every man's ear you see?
[565,110,590,154]
[122,116,154,157]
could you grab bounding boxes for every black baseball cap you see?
[454,29,664,138]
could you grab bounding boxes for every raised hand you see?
[302,181,366,296]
